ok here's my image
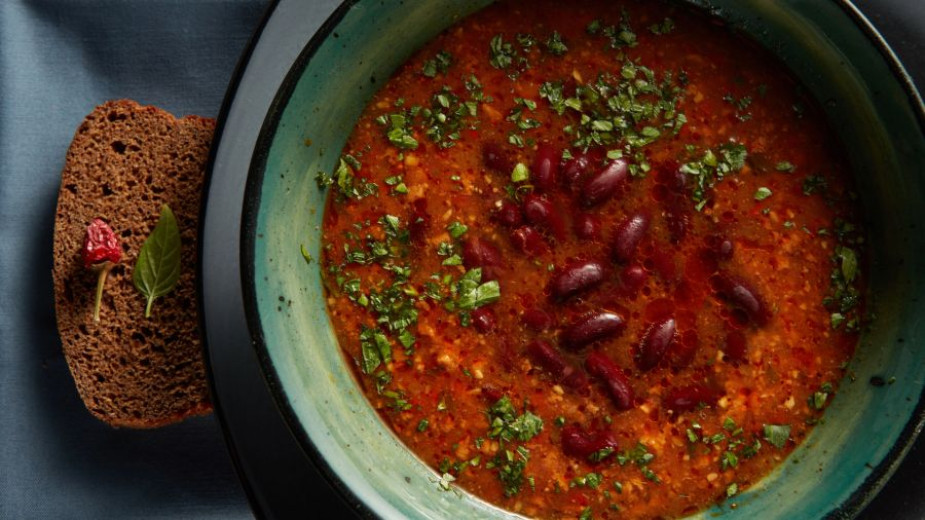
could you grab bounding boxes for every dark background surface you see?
[0,0,921,518]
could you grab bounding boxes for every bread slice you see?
[53,99,214,428]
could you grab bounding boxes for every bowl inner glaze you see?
[243,1,925,518]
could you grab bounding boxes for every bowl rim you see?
[200,0,925,519]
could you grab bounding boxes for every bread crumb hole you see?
[107,111,126,122]
[111,141,127,154]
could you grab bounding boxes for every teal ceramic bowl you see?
[210,0,925,518]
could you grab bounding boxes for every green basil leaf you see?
[133,204,181,318]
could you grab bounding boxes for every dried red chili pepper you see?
[82,218,121,322]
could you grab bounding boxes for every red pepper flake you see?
[82,218,121,322]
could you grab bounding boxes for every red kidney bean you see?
[527,339,567,375]
[711,273,771,326]
[663,383,719,414]
[408,198,430,245]
[581,158,628,207]
[522,193,566,241]
[612,212,651,263]
[525,340,589,393]
[549,260,606,301]
[482,140,514,174]
[561,424,619,460]
[573,212,602,241]
[532,143,560,192]
[635,318,676,371]
[462,237,503,281]
[522,307,553,331]
[723,329,747,363]
[510,226,549,256]
[491,199,523,228]
[471,308,496,334]
[562,150,596,186]
[562,312,626,350]
[618,264,647,296]
[585,350,635,410]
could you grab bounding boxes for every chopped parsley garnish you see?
[648,17,675,35]
[538,61,686,155]
[809,382,833,410]
[421,50,453,78]
[485,396,543,496]
[359,326,392,374]
[489,34,516,69]
[375,84,481,151]
[754,187,773,201]
[679,143,749,210]
[727,482,739,498]
[382,113,419,150]
[300,244,313,265]
[802,174,828,195]
[587,9,638,49]
[762,424,791,449]
[723,92,753,122]
[776,161,796,172]
[383,175,408,195]
[825,244,862,332]
[511,162,530,183]
[571,472,603,489]
[617,442,660,482]
[458,278,500,310]
[545,31,568,56]
[446,221,468,239]
[316,156,379,200]
[490,446,531,497]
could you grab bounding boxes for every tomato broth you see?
[315,1,865,518]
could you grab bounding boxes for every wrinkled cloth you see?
[0,1,266,518]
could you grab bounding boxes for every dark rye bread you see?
[53,99,214,428]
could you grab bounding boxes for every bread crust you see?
[53,99,214,428]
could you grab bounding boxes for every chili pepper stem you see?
[92,261,113,323]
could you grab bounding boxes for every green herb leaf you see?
[133,204,182,318]
[837,246,858,284]
[776,161,795,172]
[458,279,500,310]
[545,31,568,56]
[447,221,469,239]
[762,424,791,449]
[754,187,773,201]
[727,482,738,497]
[511,162,530,183]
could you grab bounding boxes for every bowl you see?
[200,0,925,518]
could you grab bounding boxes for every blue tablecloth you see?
[0,1,265,518]
[1,0,922,519]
